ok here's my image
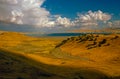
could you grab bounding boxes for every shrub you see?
[99,39,106,45]
[17,77,24,79]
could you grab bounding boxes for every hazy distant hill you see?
[70,28,120,33]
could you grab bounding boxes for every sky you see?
[42,0,120,19]
[0,0,120,32]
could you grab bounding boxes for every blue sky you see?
[42,0,120,20]
[43,0,120,19]
[0,0,120,32]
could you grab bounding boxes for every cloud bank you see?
[74,10,111,27]
[107,21,120,28]
[0,0,112,28]
[0,0,50,26]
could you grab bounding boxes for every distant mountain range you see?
[70,28,120,33]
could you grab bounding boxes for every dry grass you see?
[0,31,120,79]
[57,34,120,76]
[0,32,64,54]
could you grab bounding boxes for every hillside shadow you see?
[0,48,119,79]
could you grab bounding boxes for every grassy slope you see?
[0,48,112,79]
[0,31,120,79]
[0,48,72,79]
[56,34,120,77]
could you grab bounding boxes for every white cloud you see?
[112,21,120,27]
[0,1,112,28]
[107,21,120,28]
[107,22,113,27]
[74,10,111,27]
[81,22,98,26]
[0,0,18,4]
[54,16,73,27]
[0,0,50,26]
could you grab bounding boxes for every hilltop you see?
[52,34,120,77]
[55,34,120,63]
[0,31,37,47]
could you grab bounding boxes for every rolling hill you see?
[53,34,120,78]
[0,31,120,79]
